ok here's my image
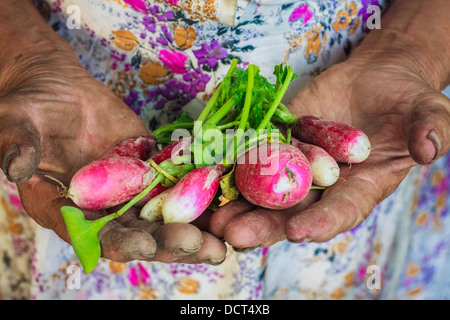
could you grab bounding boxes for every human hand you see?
[0,25,226,266]
[209,32,450,248]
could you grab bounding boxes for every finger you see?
[208,198,256,239]
[98,220,158,262]
[17,174,71,241]
[62,202,159,262]
[285,163,403,243]
[120,210,227,265]
[20,175,159,262]
[407,90,450,165]
[176,232,227,265]
[0,116,41,183]
[191,209,215,231]
[118,207,227,264]
[150,222,203,263]
[223,190,321,249]
[224,208,290,249]
[104,206,205,263]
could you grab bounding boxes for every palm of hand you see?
[210,59,449,246]
[1,61,146,233]
[1,55,226,265]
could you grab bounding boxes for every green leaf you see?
[159,160,195,182]
[248,100,262,129]
[219,75,231,105]
[61,206,116,274]
[173,113,194,124]
[220,166,240,201]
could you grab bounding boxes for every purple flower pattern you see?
[8,0,450,301]
[193,40,228,69]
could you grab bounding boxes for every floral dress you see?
[1,0,449,300]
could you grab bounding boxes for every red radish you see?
[151,138,188,164]
[67,157,156,210]
[235,142,312,210]
[162,164,226,223]
[293,116,371,163]
[290,137,340,187]
[102,134,156,160]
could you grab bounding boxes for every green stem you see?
[196,59,238,125]
[274,108,298,124]
[310,185,326,190]
[228,64,255,156]
[286,127,292,145]
[278,102,292,114]
[234,131,281,159]
[156,137,176,145]
[116,174,164,217]
[196,85,222,124]
[218,109,239,126]
[152,123,195,139]
[149,159,179,184]
[205,97,236,125]
[217,121,240,130]
[257,69,294,131]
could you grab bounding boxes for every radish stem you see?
[217,121,240,130]
[116,173,164,216]
[286,127,292,145]
[227,64,255,157]
[152,123,195,140]
[148,159,179,184]
[257,68,294,131]
[206,97,236,125]
[197,59,238,125]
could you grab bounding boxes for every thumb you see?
[407,89,450,165]
[0,115,41,183]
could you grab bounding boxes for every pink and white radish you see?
[102,134,156,160]
[290,137,340,187]
[162,164,226,223]
[293,116,371,163]
[235,142,312,210]
[66,157,156,210]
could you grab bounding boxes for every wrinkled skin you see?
[0,30,226,266]
[2,0,449,267]
[209,36,450,248]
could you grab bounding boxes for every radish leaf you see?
[61,206,116,274]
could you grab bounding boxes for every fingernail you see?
[427,129,441,160]
[207,257,226,266]
[233,246,257,253]
[135,250,155,259]
[290,237,313,244]
[173,246,201,256]
[2,144,20,179]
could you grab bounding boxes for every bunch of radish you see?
[54,60,371,273]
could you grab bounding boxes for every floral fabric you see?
[1,0,450,300]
